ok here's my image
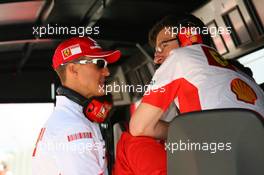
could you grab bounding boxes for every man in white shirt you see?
[130,15,264,138]
[114,14,264,175]
[32,37,121,175]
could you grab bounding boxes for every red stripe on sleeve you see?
[32,128,46,157]
[142,78,201,113]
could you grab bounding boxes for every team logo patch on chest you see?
[231,78,257,105]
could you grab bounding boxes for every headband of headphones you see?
[175,15,209,47]
[56,86,90,106]
[177,27,203,47]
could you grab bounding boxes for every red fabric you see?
[178,27,203,47]
[114,132,167,175]
[142,78,201,113]
[130,103,136,116]
[52,37,121,69]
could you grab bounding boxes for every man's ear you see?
[67,63,78,77]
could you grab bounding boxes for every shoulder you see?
[155,45,201,74]
[169,44,207,60]
[43,108,92,141]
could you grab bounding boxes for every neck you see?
[62,81,92,99]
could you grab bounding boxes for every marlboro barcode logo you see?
[61,44,82,60]
[67,132,92,142]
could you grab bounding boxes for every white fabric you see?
[160,102,179,122]
[146,44,264,117]
[32,96,108,175]
[131,98,178,122]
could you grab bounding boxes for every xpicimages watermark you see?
[37,140,105,154]
[32,24,100,37]
[164,24,232,38]
[165,140,232,154]
[99,81,166,95]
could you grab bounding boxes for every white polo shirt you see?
[32,96,108,175]
[142,44,264,117]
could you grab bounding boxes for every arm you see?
[129,52,184,140]
[129,102,169,140]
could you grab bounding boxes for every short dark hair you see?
[229,59,253,78]
[55,65,67,83]
[54,56,85,83]
[148,14,212,47]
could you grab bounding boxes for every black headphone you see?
[56,86,113,123]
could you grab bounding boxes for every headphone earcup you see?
[57,86,112,123]
[177,27,203,47]
[86,102,94,112]
[83,99,110,123]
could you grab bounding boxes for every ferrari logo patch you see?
[61,44,82,60]
[62,48,72,59]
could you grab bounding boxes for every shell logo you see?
[231,78,257,105]
[190,35,198,42]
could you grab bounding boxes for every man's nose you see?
[154,52,164,64]
[101,67,110,76]
[154,47,164,57]
[155,46,162,54]
[154,51,161,57]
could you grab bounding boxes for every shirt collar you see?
[55,95,83,113]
